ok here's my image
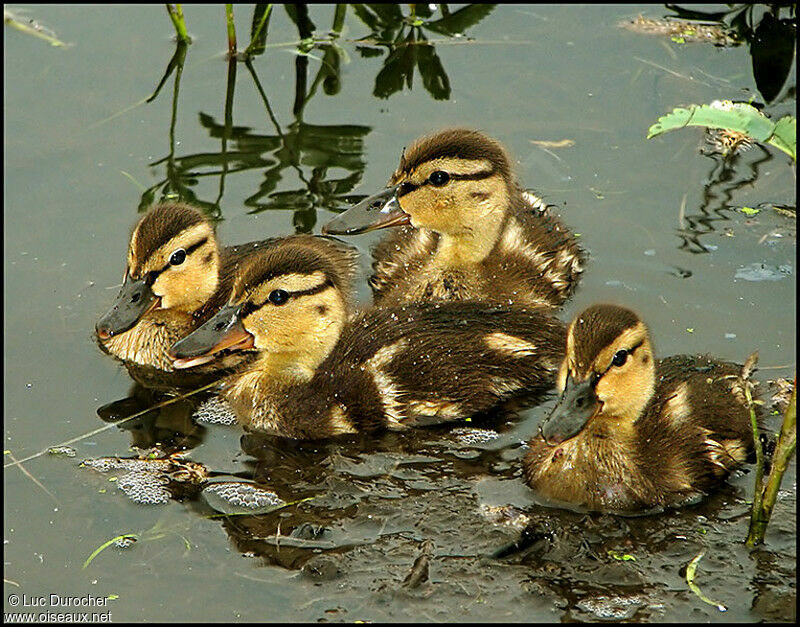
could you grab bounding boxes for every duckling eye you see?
[611,349,629,368]
[428,170,450,187]
[169,249,186,266]
[268,289,289,305]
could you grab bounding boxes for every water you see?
[4,5,795,622]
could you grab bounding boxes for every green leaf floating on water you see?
[647,101,796,161]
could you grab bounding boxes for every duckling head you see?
[324,129,515,258]
[96,203,220,339]
[169,238,356,380]
[540,304,656,445]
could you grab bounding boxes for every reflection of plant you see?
[141,5,369,231]
[352,4,496,100]
[665,4,796,103]
[648,101,796,161]
[139,4,501,223]
[648,104,788,253]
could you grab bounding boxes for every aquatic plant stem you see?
[225,4,237,57]
[165,4,190,43]
[331,4,347,35]
[244,4,272,57]
[747,379,796,547]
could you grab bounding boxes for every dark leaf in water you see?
[137,188,156,212]
[425,4,497,36]
[361,4,404,29]
[294,208,317,233]
[417,41,451,100]
[351,4,380,31]
[728,6,752,40]
[374,31,417,98]
[248,4,272,57]
[284,3,316,40]
[750,12,796,103]
[355,44,385,58]
[413,4,435,20]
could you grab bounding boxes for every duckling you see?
[323,128,585,309]
[524,304,760,514]
[95,202,354,388]
[168,238,566,439]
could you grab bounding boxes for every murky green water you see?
[5,4,795,622]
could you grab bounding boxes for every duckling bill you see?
[524,304,760,514]
[169,239,566,439]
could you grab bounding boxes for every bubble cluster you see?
[116,471,171,505]
[451,427,500,446]
[194,396,239,425]
[203,482,285,509]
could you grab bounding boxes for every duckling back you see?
[229,302,566,439]
[368,191,584,308]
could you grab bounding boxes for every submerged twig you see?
[5,451,59,504]
[4,8,71,47]
[402,539,433,588]
[3,382,219,470]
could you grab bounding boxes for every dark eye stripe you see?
[396,168,496,198]
[603,339,644,374]
[237,279,335,315]
[141,236,211,282]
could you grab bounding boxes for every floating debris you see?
[734,263,792,282]
[47,446,76,457]
[686,551,727,612]
[82,451,209,505]
[479,504,532,531]
[705,129,753,157]
[618,14,738,46]
[401,539,433,589]
[768,378,795,412]
[194,396,238,425]
[576,594,646,620]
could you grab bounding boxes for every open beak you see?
[168,304,255,370]
[95,273,161,339]
[539,374,600,445]
[322,184,411,235]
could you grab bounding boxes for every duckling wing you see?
[320,302,566,431]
